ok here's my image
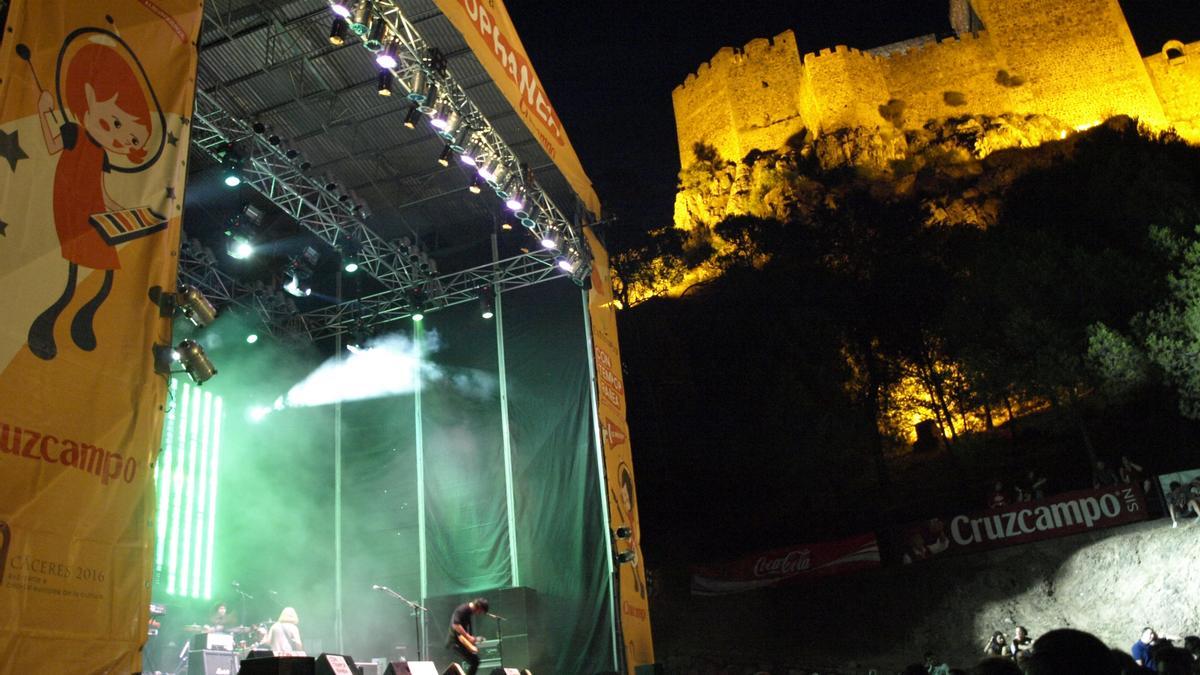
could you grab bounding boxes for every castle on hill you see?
[672,0,1200,168]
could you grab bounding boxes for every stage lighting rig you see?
[218,145,244,187]
[364,14,387,52]
[152,339,217,385]
[478,288,494,320]
[157,285,218,328]
[223,204,264,260]
[348,0,373,34]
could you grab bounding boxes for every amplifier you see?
[192,632,235,651]
[188,649,237,675]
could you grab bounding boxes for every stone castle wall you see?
[673,0,1200,168]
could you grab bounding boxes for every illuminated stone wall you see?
[673,0,1200,169]
[1144,40,1200,141]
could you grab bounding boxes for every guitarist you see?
[445,597,488,675]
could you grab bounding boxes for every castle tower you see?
[966,0,1166,128]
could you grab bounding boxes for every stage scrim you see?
[0,0,201,671]
[433,0,601,217]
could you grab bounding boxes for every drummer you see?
[207,602,235,632]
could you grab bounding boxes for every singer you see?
[445,597,488,675]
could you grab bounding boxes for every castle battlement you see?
[672,0,1199,168]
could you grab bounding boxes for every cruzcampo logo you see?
[0,521,10,585]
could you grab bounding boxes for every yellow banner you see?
[585,227,654,672]
[0,0,202,671]
[432,0,601,217]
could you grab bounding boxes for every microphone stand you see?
[232,585,253,633]
[489,613,506,663]
[380,587,430,662]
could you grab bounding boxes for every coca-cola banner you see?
[893,484,1148,565]
[691,533,880,595]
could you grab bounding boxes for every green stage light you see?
[246,334,259,344]
[156,380,224,599]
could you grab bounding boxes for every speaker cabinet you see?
[189,650,238,675]
[316,653,362,675]
[237,655,317,675]
[383,663,439,675]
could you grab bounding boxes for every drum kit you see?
[182,621,271,653]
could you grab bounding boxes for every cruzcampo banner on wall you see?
[432,0,601,217]
[585,226,654,673]
[0,0,201,671]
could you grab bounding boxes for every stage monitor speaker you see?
[488,669,526,675]
[189,650,238,675]
[441,665,465,675]
[315,653,362,675]
[237,655,317,675]
[634,665,664,675]
[357,663,379,675]
[383,662,439,675]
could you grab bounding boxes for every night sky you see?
[508,0,1200,236]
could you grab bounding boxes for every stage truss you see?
[185,1,594,342]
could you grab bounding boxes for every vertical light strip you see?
[155,378,179,571]
[179,383,203,597]
[166,382,191,595]
[492,236,520,585]
[191,391,213,596]
[203,396,223,599]
[414,320,428,656]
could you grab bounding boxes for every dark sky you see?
[508,0,1200,235]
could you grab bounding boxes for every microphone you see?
[372,584,384,591]
[231,581,240,587]
[487,612,506,621]
[268,590,278,595]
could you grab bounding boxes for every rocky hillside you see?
[650,517,1200,673]
[620,114,1152,304]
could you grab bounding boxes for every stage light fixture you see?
[540,230,560,251]
[329,1,352,18]
[176,339,218,385]
[220,149,244,187]
[449,127,472,153]
[283,272,312,298]
[505,186,525,212]
[616,526,633,540]
[477,158,500,182]
[616,550,637,565]
[435,110,461,140]
[500,221,513,231]
[377,69,394,96]
[364,16,387,52]
[402,106,419,129]
[246,334,259,344]
[468,176,483,194]
[344,259,360,273]
[430,98,451,130]
[557,255,581,274]
[227,235,254,260]
[348,0,372,34]
[437,144,452,167]
[376,38,399,69]
[329,17,350,45]
[479,290,494,320]
[406,68,427,103]
[177,285,218,328]
[252,121,268,135]
[417,81,438,114]
[459,143,480,167]
[412,308,425,322]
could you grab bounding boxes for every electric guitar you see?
[456,633,485,655]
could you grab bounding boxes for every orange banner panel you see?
[0,0,202,672]
[586,227,655,672]
[433,0,601,217]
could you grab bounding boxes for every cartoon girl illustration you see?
[28,31,164,360]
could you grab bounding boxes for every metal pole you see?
[580,288,623,673]
[494,233,521,587]
[415,319,429,658]
[334,270,345,651]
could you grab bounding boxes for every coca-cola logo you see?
[753,550,811,577]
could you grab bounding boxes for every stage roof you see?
[189,0,596,290]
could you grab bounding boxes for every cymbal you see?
[183,624,204,633]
